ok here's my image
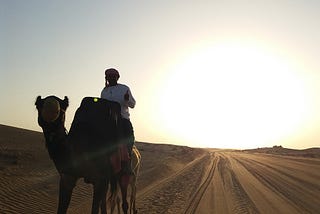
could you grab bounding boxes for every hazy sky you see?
[1,0,320,149]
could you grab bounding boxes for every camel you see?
[35,95,128,214]
[109,145,141,214]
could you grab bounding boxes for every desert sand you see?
[1,124,319,214]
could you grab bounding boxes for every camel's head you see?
[35,96,69,132]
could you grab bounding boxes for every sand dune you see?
[1,124,319,213]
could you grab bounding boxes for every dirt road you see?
[137,151,320,214]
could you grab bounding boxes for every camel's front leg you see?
[99,179,108,214]
[57,174,77,214]
[92,179,106,214]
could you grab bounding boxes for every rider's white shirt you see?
[101,84,135,120]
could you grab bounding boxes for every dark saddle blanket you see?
[68,97,123,156]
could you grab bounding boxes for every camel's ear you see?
[61,96,69,110]
[35,96,43,110]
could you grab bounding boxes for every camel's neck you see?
[42,126,69,172]
[43,126,67,146]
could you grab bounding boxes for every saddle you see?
[68,97,129,177]
[69,97,122,151]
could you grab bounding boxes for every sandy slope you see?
[1,124,320,213]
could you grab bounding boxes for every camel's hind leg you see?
[109,189,121,214]
[130,146,141,214]
[120,175,130,214]
[57,174,77,214]
[129,179,137,214]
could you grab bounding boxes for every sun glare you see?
[157,43,310,149]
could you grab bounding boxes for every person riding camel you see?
[101,68,136,175]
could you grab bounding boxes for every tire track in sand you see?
[216,153,259,214]
[234,155,320,213]
[183,152,217,214]
[185,153,259,214]
[136,153,212,214]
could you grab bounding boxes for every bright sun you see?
[157,43,310,149]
